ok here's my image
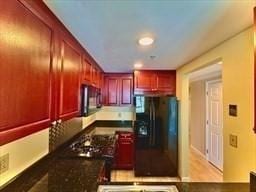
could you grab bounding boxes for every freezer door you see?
[135,96,152,148]
[167,97,178,169]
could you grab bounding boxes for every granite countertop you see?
[1,129,251,192]
[1,131,107,192]
[1,152,105,192]
[27,159,104,192]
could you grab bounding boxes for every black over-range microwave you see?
[81,85,101,116]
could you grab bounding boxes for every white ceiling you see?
[43,0,255,72]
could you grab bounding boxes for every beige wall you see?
[96,106,134,121]
[189,80,206,155]
[0,129,49,187]
[176,27,256,182]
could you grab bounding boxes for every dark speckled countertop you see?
[1,154,104,192]
[27,159,103,192]
[1,130,252,192]
[1,131,106,192]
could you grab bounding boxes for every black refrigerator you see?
[134,96,178,177]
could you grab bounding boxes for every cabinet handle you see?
[57,119,62,124]
[51,121,57,126]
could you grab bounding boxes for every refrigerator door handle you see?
[149,99,152,146]
[152,99,156,146]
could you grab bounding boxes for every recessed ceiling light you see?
[134,62,143,68]
[138,37,154,46]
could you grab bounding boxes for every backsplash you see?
[49,107,134,152]
[49,118,83,152]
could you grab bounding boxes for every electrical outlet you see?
[229,134,238,148]
[0,153,9,174]
[118,112,122,118]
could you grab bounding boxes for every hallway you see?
[189,147,223,182]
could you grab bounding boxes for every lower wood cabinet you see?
[114,132,134,169]
[103,74,133,106]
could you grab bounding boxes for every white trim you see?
[205,79,223,170]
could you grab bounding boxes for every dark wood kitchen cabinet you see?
[114,132,134,169]
[134,71,154,91]
[134,70,176,95]
[156,71,176,92]
[91,66,96,86]
[82,57,103,89]
[83,58,92,83]
[95,70,101,88]
[0,0,54,145]
[0,0,103,145]
[58,34,81,120]
[120,77,134,105]
[103,74,133,106]
[105,77,119,105]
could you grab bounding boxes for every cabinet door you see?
[83,59,91,82]
[0,0,53,145]
[120,77,133,105]
[106,77,119,105]
[100,72,104,89]
[91,66,96,86]
[59,39,81,120]
[96,70,100,88]
[156,71,176,94]
[134,71,155,94]
[117,138,134,169]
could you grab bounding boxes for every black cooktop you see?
[62,134,116,159]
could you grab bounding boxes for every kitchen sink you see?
[97,185,178,192]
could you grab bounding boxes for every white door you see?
[206,80,223,171]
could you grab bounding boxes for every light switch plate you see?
[229,134,238,148]
[0,153,9,174]
[229,105,237,116]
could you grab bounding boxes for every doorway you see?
[206,80,223,171]
[188,62,223,182]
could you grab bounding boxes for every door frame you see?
[205,79,223,170]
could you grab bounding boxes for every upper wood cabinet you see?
[0,0,102,145]
[103,74,133,106]
[134,71,155,91]
[106,77,119,105]
[82,57,103,89]
[120,77,133,105]
[0,0,54,145]
[83,58,92,82]
[91,66,97,86]
[58,36,81,120]
[134,70,176,95]
[156,71,176,92]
